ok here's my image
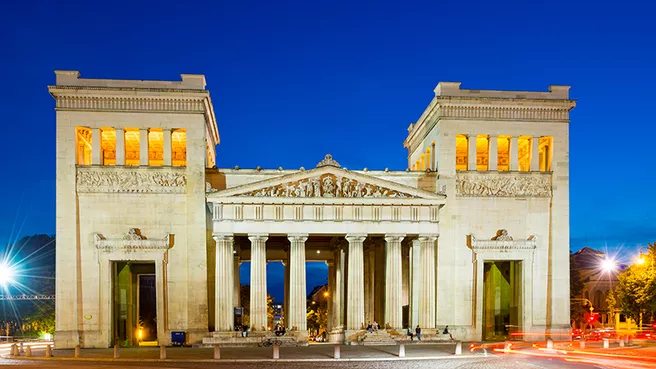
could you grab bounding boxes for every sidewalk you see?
[6,343,483,363]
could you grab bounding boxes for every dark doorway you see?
[112,262,157,346]
[482,261,522,341]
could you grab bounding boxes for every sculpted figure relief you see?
[77,167,187,193]
[456,172,551,198]
[241,174,413,198]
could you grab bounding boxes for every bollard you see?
[19,342,24,353]
[579,340,585,349]
[603,338,609,349]
[398,343,405,358]
[455,341,462,355]
[113,344,120,358]
[213,345,221,359]
[546,338,554,350]
[25,346,32,357]
[619,336,625,348]
[273,344,280,359]
[160,345,166,359]
[628,335,633,346]
[333,344,340,359]
[45,345,52,358]
[503,341,512,352]
[75,345,80,358]
[11,344,18,356]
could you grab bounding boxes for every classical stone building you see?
[50,71,575,348]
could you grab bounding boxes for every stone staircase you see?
[360,330,398,345]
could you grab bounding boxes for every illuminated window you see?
[497,136,510,171]
[476,135,489,171]
[455,134,468,171]
[539,136,553,172]
[124,128,140,166]
[148,129,163,166]
[75,127,92,165]
[172,129,186,167]
[100,128,116,166]
[518,136,530,172]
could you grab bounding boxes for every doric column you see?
[283,259,289,328]
[531,136,541,171]
[114,128,125,165]
[384,235,404,329]
[334,245,345,330]
[139,129,149,166]
[510,136,519,171]
[163,128,172,166]
[327,261,335,331]
[346,234,366,330]
[431,142,437,172]
[418,235,437,329]
[249,234,268,331]
[468,134,477,170]
[410,239,421,328]
[91,128,101,165]
[213,234,234,331]
[288,234,308,331]
[234,256,241,308]
[488,135,498,171]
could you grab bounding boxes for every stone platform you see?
[201,331,308,347]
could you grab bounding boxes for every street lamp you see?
[636,248,652,267]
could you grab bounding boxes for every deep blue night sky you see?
[1,0,655,301]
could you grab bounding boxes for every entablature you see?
[94,228,171,253]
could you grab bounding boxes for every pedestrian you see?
[367,322,373,333]
[443,325,453,340]
[407,327,413,341]
[415,325,421,340]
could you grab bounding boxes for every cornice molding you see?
[469,230,537,253]
[53,95,206,113]
[94,228,171,252]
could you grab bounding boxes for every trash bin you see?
[171,331,186,347]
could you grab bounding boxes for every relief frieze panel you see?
[77,167,186,193]
[456,172,551,198]
[235,173,415,198]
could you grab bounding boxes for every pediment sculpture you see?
[469,229,537,252]
[234,173,415,198]
[94,228,171,252]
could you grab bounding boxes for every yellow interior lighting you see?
[497,136,510,171]
[124,128,140,166]
[538,136,553,172]
[100,128,116,166]
[476,135,489,171]
[75,127,92,165]
[455,134,468,171]
[148,129,163,166]
[172,129,187,167]
[518,136,530,172]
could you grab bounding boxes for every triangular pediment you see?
[208,165,445,201]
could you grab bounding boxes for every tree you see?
[570,252,587,327]
[238,285,276,330]
[614,243,656,325]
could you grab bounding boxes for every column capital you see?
[213,234,234,243]
[345,234,367,243]
[248,234,269,242]
[384,234,405,243]
[287,234,308,243]
[418,234,438,243]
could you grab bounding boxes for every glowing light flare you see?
[601,258,616,272]
[637,256,645,265]
[0,263,16,286]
